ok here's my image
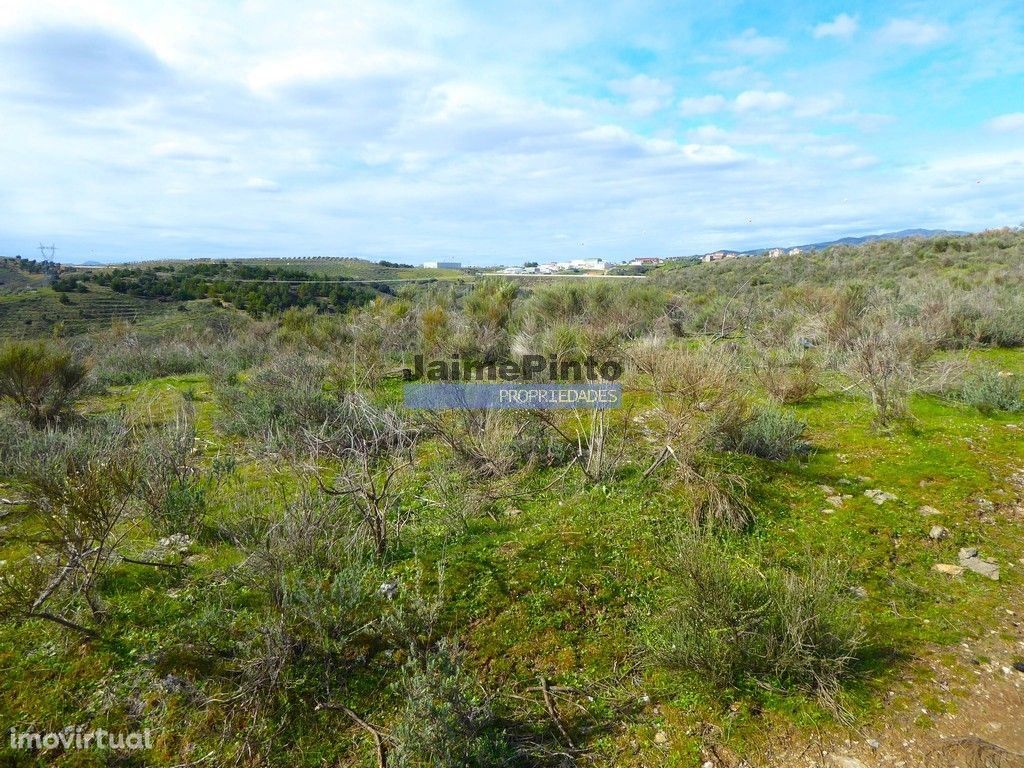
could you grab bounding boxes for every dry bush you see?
[136,402,231,535]
[0,420,140,635]
[677,458,753,531]
[846,319,933,427]
[228,494,381,718]
[656,535,864,712]
[304,395,420,557]
[215,352,339,456]
[0,340,89,428]
[421,409,568,480]
[754,352,821,404]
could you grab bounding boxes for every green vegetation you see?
[0,229,1022,766]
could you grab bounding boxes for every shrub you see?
[958,368,1023,414]
[732,406,810,460]
[230,495,382,706]
[679,456,753,531]
[215,353,339,456]
[0,418,140,634]
[657,536,864,710]
[846,322,929,427]
[135,403,229,535]
[755,353,820,404]
[390,641,517,768]
[0,340,89,427]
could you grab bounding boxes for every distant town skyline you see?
[1,1,1022,265]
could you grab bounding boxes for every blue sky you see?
[0,1,1022,265]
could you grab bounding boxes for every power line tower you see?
[37,243,57,260]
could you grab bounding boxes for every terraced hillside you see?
[0,285,169,338]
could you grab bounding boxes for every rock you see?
[819,484,836,494]
[822,508,836,515]
[958,548,1000,580]
[918,505,942,516]
[867,738,880,750]
[158,674,191,694]
[829,757,868,768]
[826,495,845,507]
[141,533,193,561]
[653,730,668,746]
[158,533,193,552]
[865,489,897,505]
[933,563,965,576]
[850,586,868,599]
[929,526,949,540]
[379,581,399,600]
[1013,662,1024,673]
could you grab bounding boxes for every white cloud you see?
[987,112,1024,132]
[706,66,769,89]
[878,19,949,47]
[608,74,673,116]
[725,28,787,57]
[152,140,229,162]
[793,94,844,118]
[246,177,280,192]
[679,94,727,116]
[734,90,793,112]
[813,13,858,39]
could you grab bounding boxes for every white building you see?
[423,261,461,269]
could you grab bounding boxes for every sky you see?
[0,1,1022,265]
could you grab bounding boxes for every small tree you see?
[0,341,89,427]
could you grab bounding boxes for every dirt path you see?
[743,586,1024,768]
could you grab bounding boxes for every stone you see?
[865,489,897,505]
[826,495,845,507]
[1013,662,1024,673]
[829,757,868,768]
[932,563,965,576]
[866,738,880,750]
[379,581,399,599]
[958,548,1000,580]
[654,730,668,746]
[918,505,942,516]
[929,526,949,540]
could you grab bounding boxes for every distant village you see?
[422,248,804,274]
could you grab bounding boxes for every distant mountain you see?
[794,228,970,252]
[690,228,972,262]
